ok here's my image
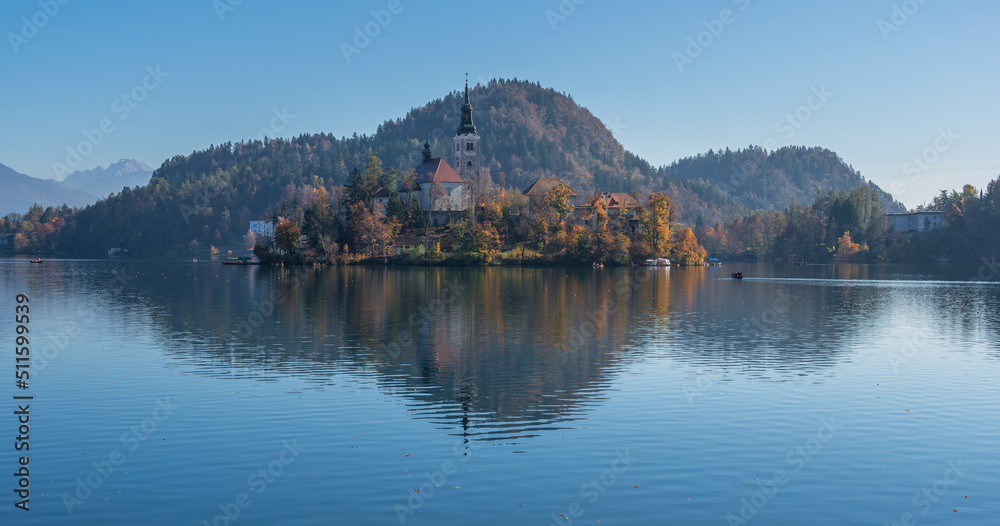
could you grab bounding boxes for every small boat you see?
[731,272,743,279]
[30,258,43,264]
[656,258,671,266]
[592,262,604,268]
[222,256,259,266]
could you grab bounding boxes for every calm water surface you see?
[1,259,998,525]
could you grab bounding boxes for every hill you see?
[53,79,901,255]
[59,159,153,200]
[658,146,905,224]
[0,162,94,216]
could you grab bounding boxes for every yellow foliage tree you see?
[671,227,707,265]
[835,231,861,260]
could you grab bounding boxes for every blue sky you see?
[2,0,997,208]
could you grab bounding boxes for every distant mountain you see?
[55,79,903,255]
[0,162,95,216]
[59,159,153,199]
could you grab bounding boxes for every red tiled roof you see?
[414,158,465,184]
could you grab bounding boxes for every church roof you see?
[523,177,578,197]
[457,80,477,136]
[414,157,465,185]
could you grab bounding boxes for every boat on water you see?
[30,258,42,264]
[644,258,671,266]
[731,272,743,279]
[222,256,259,266]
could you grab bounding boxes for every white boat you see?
[645,258,671,266]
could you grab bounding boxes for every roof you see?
[373,186,391,198]
[523,177,578,197]
[414,157,465,185]
[887,210,944,216]
[605,192,640,208]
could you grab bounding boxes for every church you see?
[375,79,483,225]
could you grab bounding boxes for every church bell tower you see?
[454,76,479,183]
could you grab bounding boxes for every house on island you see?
[523,177,580,207]
[522,176,640,230]
[597,192,640,219]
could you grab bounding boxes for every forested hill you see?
[658,146,906,224]
[53,79,903,254]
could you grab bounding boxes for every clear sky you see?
[2,0,997,208]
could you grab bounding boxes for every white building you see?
[887,211,945,235]
[372,80,483,225]
[249,220,274,238]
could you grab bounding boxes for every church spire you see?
[457,75,477,135]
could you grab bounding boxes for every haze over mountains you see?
[0,162,94,216]
[0,159,152,216]
[58,159,153,200]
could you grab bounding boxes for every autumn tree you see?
[274,217,301,253]
[541,184,574,229]
[835,231,862,260]
[243,229,256,251]
[640,192,674,257]
[671,227,707,265]
[346,202,392,257]
[301,186,339,259]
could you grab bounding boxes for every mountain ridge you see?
[59,159,153,199]
[17,79,904,255]
[0,162,95,216]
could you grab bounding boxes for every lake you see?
[2,258,998,525]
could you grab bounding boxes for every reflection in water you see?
[5,257,999,526]
[34,260,1000,442]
